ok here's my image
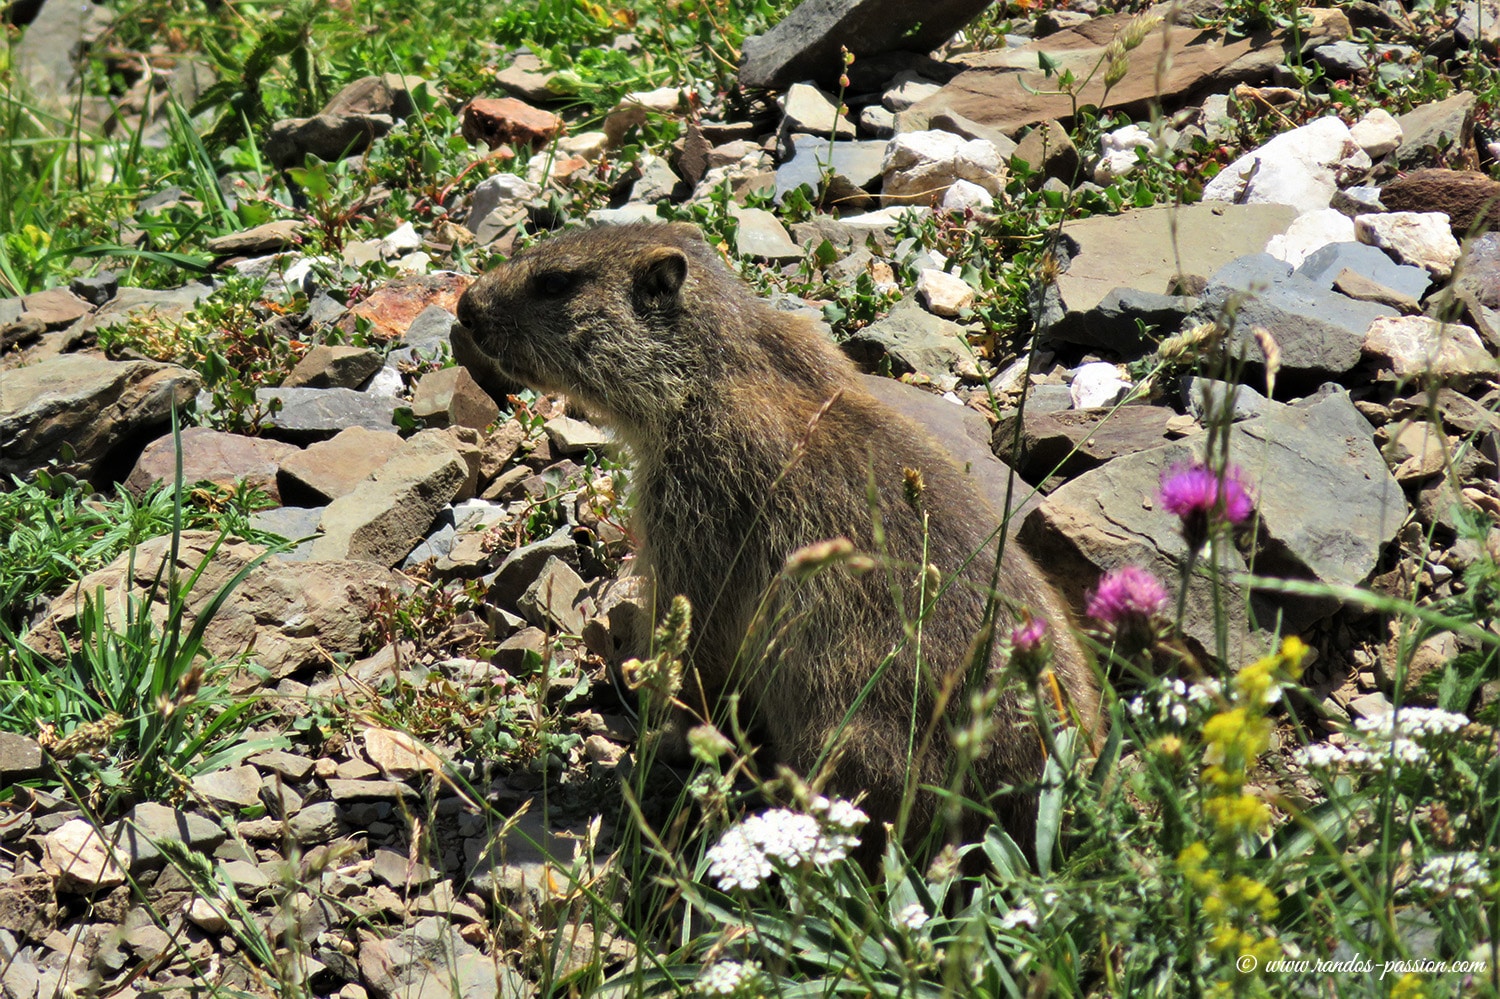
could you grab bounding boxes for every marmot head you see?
[456,223,724,438]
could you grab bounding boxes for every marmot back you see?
[457,222,1100,856]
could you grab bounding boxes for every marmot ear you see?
[638,245,687,301]
[663,222,707,245]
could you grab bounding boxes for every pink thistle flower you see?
[1008,614,1050,679]
[1159,461,1253,549]
[1011,616,1048,652]
[1087,566,1171,653]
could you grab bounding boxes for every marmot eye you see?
[534,271,574,297]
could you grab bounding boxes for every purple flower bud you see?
[1008,615,1050,679]
[1011,616,1047,652]
[1087,566,1171,653]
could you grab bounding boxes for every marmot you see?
[456,222,1099,857]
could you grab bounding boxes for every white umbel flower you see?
[696,960,762,996]
[1412,853,1492,900]
[1298,707,1471,774]
[1000,904,1039,930]
[895,902,930,931]
[704,799,869,890]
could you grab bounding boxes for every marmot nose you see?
[455,287,477,331]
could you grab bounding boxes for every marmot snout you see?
[457,222,1100,858]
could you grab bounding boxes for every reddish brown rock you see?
[461,97,563,150]
[125,427,299,501]
[278,425,403,503]
[1380,168,1500,236]
[348,273,471,341]
[21,288,92,329]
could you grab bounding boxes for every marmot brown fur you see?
[456,222,1099,857]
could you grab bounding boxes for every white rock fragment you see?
[1266,208,1356,267]
[392,251,430,275]
[364,726,444,778]
[728,205,801,261]
[916,269,975,317]
[558,130,609,160]
[1354,212,1461,279]
[941,179,993,212]
[42,819,126,892]
[859,105,897,137]
[838,205,931,231]
[1202,115,1372,215]
[1094,124,1156,183]
[1070,362,1133,409]
[379,221,422,254]
[882,72,942,112]
[1363,316,1494,378]
[363,365,405,397]
[1349,108,1403,158]
[781,82,854,139]
[281,255,338,293]
[186,897,229,932]
[466,172,540,233]
[882,130,1004,206]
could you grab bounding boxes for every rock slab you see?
[0,354,201,482]
[312,430,470,565]
[739,0,992,90]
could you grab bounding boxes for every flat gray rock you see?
[125,426,298,502]
[1294,241,1431,302]
[1196,253,1398,376]
[1182,377,1270,423]
[113,802,227,872]
[1040,202,1298,353]
[13,0,113,114]
[255,386,400,441]
[1395,92,1476,168]
[0,733,45,782]
[779,83,854,140]
[312,430,470,565]
[190,766,264,811]
[860,374,1037,523]
[993,405,1179,485]
[1047,287,1200,354]
[487,528,580,609]
[1457,0,1500,45]
[264,112,395,169]
[250,506,324,560]
[729,206,802,261]
[62,283,214,342]
[1020,389,1402,655]
[843,299,972,390]
[358,915,528,999]
[282,345,384,389]
[775,135,887,207]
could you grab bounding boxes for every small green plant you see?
[0,426,281,807]
[96,276,308,432]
